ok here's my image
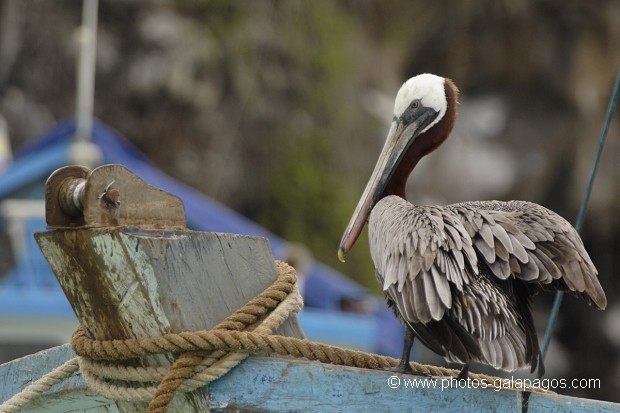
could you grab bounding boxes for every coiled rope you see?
[0,261,543,413]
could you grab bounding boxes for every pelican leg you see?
[382,326,429,376]
[457,362,470,380]
[536,349,546,379]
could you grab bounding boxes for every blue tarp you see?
[0,119,403,356]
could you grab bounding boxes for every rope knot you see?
[72,260,303,413]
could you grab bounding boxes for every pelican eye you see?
[411,101,420,109]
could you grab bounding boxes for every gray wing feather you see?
[413,273,431,322]
[444,275,529,371]
[431,261,452,308]
[369,196,477,324]
[475,237,496,263]
[449,200,606,309]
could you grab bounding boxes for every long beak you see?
[338,116,428,262]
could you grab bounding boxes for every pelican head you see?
[338,74,458,262]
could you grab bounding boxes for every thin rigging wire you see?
[541,68,620,359]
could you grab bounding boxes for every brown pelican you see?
[338,74,606,378]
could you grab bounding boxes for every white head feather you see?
[393,74,447,133]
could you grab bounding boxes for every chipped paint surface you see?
[89,231,172,336]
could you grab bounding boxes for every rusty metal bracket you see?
[45,164,187,229]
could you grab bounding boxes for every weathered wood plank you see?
[33,228,304,412]
[0,345,113,413]
[1,345,618,413]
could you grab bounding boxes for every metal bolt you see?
[99,181,121,208]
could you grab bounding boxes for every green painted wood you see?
[1,345,618,413]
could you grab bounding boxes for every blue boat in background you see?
[0,119,403,358]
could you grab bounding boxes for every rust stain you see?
[37,229,136,340]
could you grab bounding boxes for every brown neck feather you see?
[384,79,458,199]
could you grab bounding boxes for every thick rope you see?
[0,358,79,413]
[71,325,508,381]
[0,261,545,413]
[77,287,304,403]
[77,287,303,403]
[147,261,303,413]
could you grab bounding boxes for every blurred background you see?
[0,0,618,402]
